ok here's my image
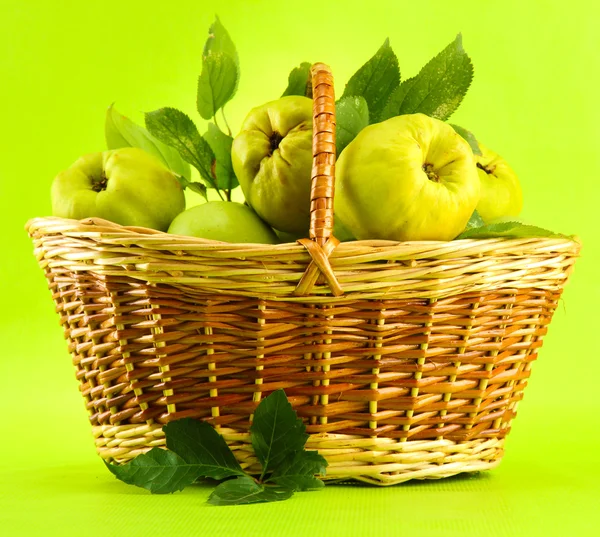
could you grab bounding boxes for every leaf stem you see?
[221,108,232,136]
[213,113,221,131]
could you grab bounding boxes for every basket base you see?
[94,424,504,486]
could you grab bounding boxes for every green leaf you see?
[267,450,327,491]
[163,418,245,481]
[145,107,216,188]
[105,104,191,180]
[204,123,238,190]
[198,17,239,119]
[197,53,238,121]
[177,177,208,200]
[456,221,572,240]
[342,39,400,123]
[379,76,416,121]
[463,209,485,232]
[105,448,201,494]
[208,476,294,506]
[383,34,473,121]
[106,420,245,494]
[203,16,239,66]
[281,62,313,97]
[105,105,130,149]
[336,96,369,155]
[250,390,308,478]
[450,124,482,155]
[105,391,328,505]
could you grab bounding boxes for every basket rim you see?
[26,215,581,301]
[25,215,582,252]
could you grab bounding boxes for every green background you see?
[1,0,599,535]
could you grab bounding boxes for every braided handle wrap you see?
[293,63,343,296]
[309,63,336,246]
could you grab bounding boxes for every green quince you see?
[231,96,313,235]
[168,201,278,244]
[51,147,185,231]
[334,113,480,241]
[475,142,523,223]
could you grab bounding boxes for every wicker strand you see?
[93,423,504,486]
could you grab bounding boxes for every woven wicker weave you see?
[26,63,580,485]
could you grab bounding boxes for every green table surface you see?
[1,323,599,537]
[2,399,598,537]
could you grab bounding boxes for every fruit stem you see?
[422,163,440,183]
[477,162,496,175]
[269,131,284,155]
[92,173,108,192]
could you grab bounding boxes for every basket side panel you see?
[40,263,561,458]
[42,268,140,426]
[128,286,332,429]
[99,285,561,443]
[294,289,561,440]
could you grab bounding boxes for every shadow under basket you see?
[27,63,580,485]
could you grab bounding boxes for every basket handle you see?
[308,63,337,245]
[293,63,343,297]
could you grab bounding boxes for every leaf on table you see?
[162,418,245,481]
[250,389,308,477]
[450,124,482,155]
[341,38,400,123]
[267,449,327,491]
[105,390,328,505]
[382,34,473,121]
[281,62,313,98]
[145,107,216,188]
[105,448,201,494]
[105,104,191,180]
[456,221,573,240]
[208,476,294,506]
[204,122,238,190]
[336,96,369,155]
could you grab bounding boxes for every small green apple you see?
[168,201,278,244]
[51,147,185,231]
[333,218,355,242]
[475,142,523,223]
[231,96,313,235]
[273,229,303,243]
[334,113,480,241]
[275,220,356,243]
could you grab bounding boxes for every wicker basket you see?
[26,63,580,486]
